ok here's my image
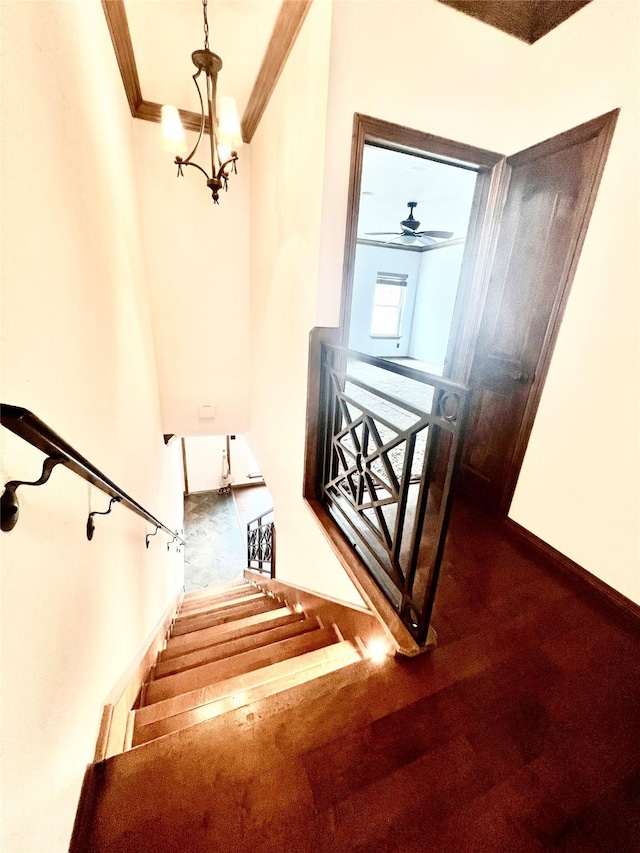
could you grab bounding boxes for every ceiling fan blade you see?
[364,232,402,236]
[414,230,454,239]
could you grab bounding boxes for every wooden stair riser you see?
[132,642,361,747]
[174,592,267,625]
[170,598,279,636]
[153,617,318,680]
[134,640,359,732]
[144,624,335,706]
[160,608,298,660]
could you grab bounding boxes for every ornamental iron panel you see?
[247,509,275,576]
[317,345,468,646]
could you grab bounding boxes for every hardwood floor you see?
[84,501,640,851]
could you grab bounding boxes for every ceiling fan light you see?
[217,96,243,149]
[161,105,187,157]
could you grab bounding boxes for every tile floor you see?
[183,491,246,592]
[183,485,274,592]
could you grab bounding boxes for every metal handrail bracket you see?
[1,404,184,546]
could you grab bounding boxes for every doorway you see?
[339,111,618,519]
[348,144,478,379]
[181,434,272,591]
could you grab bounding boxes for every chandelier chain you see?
[202,0,209,50]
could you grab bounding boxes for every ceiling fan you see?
[365,201,453,246]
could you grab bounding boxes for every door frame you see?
[338,110,619,519]
[338,113,505,386]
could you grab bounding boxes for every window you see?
[370,273,407,338]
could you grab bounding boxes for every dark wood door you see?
[460,111,618,517]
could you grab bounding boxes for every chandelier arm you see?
[216,152,238,181]
[179,69,207,167]
[178,160,211,181]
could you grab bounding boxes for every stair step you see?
[159,607,299,660]
[174,591,266,624]
[132,640,361,746]
[144,625,336,705]
[136,638,357,730]
[170,597,279,637]
[181,580,250,606]
[154,616,318,680]
[178,584,256,614]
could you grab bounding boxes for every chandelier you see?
[161,0,242,203]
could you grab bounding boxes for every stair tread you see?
[160,607,299,660]
[178,584,257,614]
[182,579,251,600]
[181,580,250,605]
[170,597,279,636]
[132,641,362,747]
[175,591,266,622]
[154,616,318,679]
[135,640,359,731]
[144,624,336,705]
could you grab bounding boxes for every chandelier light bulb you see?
[161,105,187,157]
[161,105,187,155]
[217,142,232,165]
[217,96,242,149]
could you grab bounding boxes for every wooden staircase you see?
[75,578,374,851]
[130,581,362,748]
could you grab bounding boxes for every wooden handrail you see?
[1,404,184,545]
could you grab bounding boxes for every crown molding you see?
[101,0,310,144]
[240,0,313,143]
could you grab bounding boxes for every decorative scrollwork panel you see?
[318,346,468,645]
[247,509,275,577]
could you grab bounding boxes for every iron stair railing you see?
[246,508,275,577]
[315,345,469,647]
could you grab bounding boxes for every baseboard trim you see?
[93,587,183,762]
[243,569,438,655]
[231,480,266,490]
[504,517,640,626]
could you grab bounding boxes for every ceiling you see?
[357,146,478,244]
[108,3,477,241]
[125,0,281,120]
[436,0,593,43]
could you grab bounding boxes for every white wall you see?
[229,434,263,486]
[348,245,421,356]
[0,2,183,849]
[316,0,640,605]
[184,435,227,493]
[248,0,363,606]
[408,243,467,370]
[132,120,252,437]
